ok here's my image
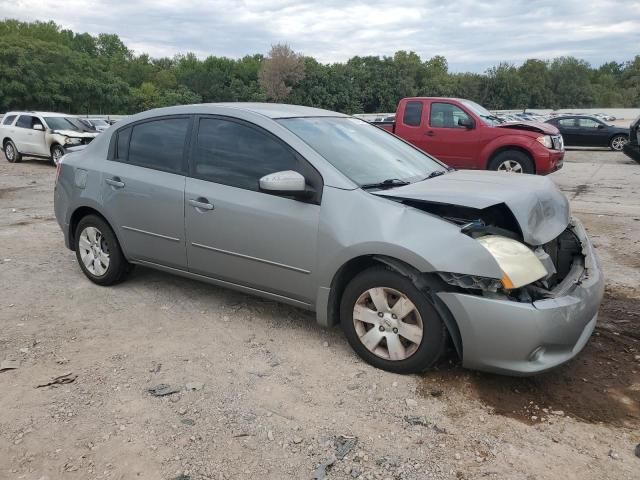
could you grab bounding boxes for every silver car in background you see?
[54,103,604,375]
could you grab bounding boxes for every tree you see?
[258,44,305,101]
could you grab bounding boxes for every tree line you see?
[1,19,639,115]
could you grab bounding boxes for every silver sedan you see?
[54,103,604,375]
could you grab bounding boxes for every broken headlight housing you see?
[476,235,548,289]
[438,272,503,292]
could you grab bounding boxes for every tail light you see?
[55,160,63,185]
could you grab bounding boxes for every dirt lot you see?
[0,149,638,480]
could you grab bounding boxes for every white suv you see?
[1,111,99,165]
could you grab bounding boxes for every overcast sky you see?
[2,0,639,72]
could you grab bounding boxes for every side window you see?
[578,118,600,128]
[2,115,16,126]
[193,118,299,191]
[16,115,34,129]
[430,103,471,128]
[402,101,423,127]
[558,119,576,127]
[128,118,190,173]
[115,126,132,161]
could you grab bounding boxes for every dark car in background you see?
[623,115,640,163]
[545,115,629,151]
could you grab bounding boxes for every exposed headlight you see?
[536,135,553,149]
[64,137,82,145]
[476,235,548,289]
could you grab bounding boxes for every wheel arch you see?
[2,137,13,148]
[486,145,535,173]
[323,254,463,357]
[68,206,122,254]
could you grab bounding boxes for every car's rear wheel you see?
[4,140,22,163]
[74,215,131,286]
[488,150,534,174]
[340,267,447,374]
[610,135,628,151]
[51,145,65,165]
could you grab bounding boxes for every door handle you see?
[425,131,435,136]
[105,177,125,188]
[189,198,214,211]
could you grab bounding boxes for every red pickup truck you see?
[376,97,565,175]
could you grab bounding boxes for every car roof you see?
[2,111,74,118]
[134,103,349,120]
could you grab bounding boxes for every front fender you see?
[478,134,536,166]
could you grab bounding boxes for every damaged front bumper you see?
[437,218,604,375]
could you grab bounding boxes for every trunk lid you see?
[373,170,569,245]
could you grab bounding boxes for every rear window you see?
[127,117,190,173]
[2,115,16,126]
[403,101,423,127]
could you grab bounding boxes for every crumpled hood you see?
[52,129,98,138]
[373,170,570,245]
[498,121,559,135]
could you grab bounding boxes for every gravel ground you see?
[0,149,638,480]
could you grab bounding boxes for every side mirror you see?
[458,117,474,129]
[597,124,605,129]
[33,124,44,131]
[259,170,310,198]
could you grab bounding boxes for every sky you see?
[1,0,639,72]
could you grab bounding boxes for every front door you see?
[576,117,609,147]
[184,116,321,303]
[100,116,192,269]
[13,115,45,155]
[422,102,479,168]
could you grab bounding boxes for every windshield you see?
[44,117,81,131]
[459,99,503,125]
[278,117,446,186]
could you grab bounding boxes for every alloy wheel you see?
[5,143,15,161]
[78,226,110,276]
[352,287,424,361]
[497,159,524,173]
[611,136,628,151]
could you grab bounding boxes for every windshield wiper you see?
[361,178,410,190]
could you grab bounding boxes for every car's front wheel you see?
[74,215,131,286]
[340,267,448,374]
[51,144,65,165]
[4,140,22,163]
[610,135,628,151]
[488,150,534,174]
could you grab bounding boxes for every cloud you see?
[1,0,638,71]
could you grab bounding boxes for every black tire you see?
[51,144,65,165]
[609,135,628,152]
[74,214,131,286]
[4,140,22,163]
[340,267,448,374]
[488,150,534,174]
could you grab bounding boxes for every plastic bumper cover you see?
[437,218,604,375]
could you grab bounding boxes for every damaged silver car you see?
[53,103,604,375]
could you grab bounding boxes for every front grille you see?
[551,135,564,150]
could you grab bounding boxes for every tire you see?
[488,150,534,174]
[340,266,448,374]
[3,140,22,163]
[74,214,131,286]
[51,144,65,165]
[609,135,628,152]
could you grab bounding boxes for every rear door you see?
[100,116,191,269]
[422,101,479,168]
[184,115,321,303]
[555,118,580,145]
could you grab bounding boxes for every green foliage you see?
[1,18,639,115]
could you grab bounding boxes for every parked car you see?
[54,103,603,376]
[623,115,640,163]
[373,98,564,174]
[1,112,98,164]
[545,115,629,151]
[79,118,111,132]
